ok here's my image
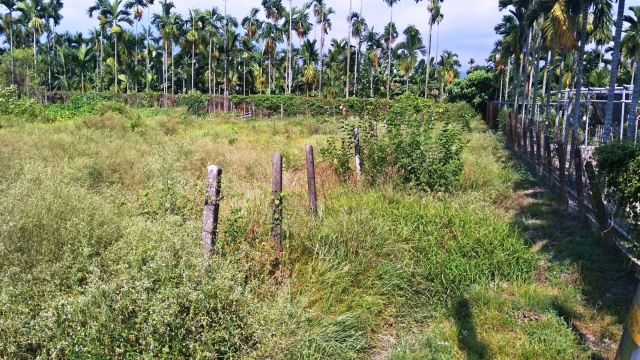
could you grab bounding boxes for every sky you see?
[53,0,505,73]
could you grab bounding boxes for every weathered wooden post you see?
[615,284,640,359]
[420,113,424,129]
[574,146,586,224]
[545,131,553,188]
[252,102,255,117]
[522,120,528,159]
[528,119,534,163]
[306,105,309,119]
[585,161,615,252]
[272,153,283,250]
[202,165,222,255]
[536,124,542,175]
[557,141,568,206]
[305,144,318,216]
[354,127,362,174]
[280,103,284,118]
[373,121,378,139]
[333,104,336,117]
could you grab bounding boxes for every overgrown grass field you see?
[0,107,633,358]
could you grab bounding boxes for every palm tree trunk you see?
[520,28,533,125]
[147,8,150,92]
[555,54,565,136]
[544,50,553,125]
[355,36,360,97]
[33,28,37,70]
[244,59,246,96]
[572,0,589,143]
[370,67,374,97]
[346,0,353,98]
[171,44,175,95]
[100,28,104,91]
[386,4,393,100]
[319,10,324,96]
[505,57,511,103]
[513,52,523,116]
[425,20,433,99]
[209,36,212,95]
[499,72,504,103]
[531,25,542,122]
[115,35,118,92]
[626,51,640,140]
[288,0,293,94]
[603,0,626,144]
[192,41,195,91]
[135,17,138,92]
[10,24,14,85]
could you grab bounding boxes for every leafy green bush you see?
[497,107,508,133]
[176,90,208,115]
[447,70,494,113]
[594,141,640,224]
[95,100,130,116]
[321,103,468,192]
[0,86,46,122]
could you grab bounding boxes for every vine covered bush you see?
[321,96,470,192]
[176,90,208,115]
[594,141,640,223]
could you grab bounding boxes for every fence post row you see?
[201,165,223,255]
[272,153,284,252]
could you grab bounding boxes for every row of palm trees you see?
[489,0,640,146]
[0,0,463,99]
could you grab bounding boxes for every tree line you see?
[488,0,640,145]
[0,0,471,100]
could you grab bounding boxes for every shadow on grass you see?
[509,156,636,355]
[452,298,488,360]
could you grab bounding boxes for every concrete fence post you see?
[271,153,283,250]
[305,144,318,216]
[201,165,222,255]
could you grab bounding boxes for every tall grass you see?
[0,111,578,358]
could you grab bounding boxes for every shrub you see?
[176,90,207,115]
[321,107,468,192]
[95,100,130,116]
[447,70,494,113]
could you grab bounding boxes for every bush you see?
[176,90,207,115]
[0,86,46,122]
[594,141,640,225]
[447,70,494,113]
[321,102,468,192]
[95,100,130,116]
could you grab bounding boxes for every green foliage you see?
[321,96,469,192]
[95,100,131,117]
[594,141,640,225]
[0,110,608,358]
[0,49,43,96]
[0,86,46,124]
[497,107,508,133]
[447,70,494,114]
[176,90,208,115]
[593,141,639,191]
